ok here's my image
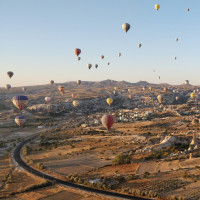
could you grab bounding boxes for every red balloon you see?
[129,95,133,99]
[101,115,114,131]
[101,55,104,59]
[74,48,81,56]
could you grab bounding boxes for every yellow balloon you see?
[73,100,79,107]
[190,93,195,99]
[155,4,160,11]
[114,87,118,91]
[149,86,152,91]
[106,98,113,106]
[157,95,163,103]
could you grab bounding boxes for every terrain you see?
[0,80,200,200]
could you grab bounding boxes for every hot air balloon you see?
[73,100,79,107]
[114,87,118,91]
[45,97,51,103]
[15,116,26,127]
[155,4,160,11]
[175,96,179,101]
[50,80,54,85]
[118,53,121,57]
[108,62,110,66]
[87,64,92,70]
[78,57,81,61]
[95,64,98,69]
[22,87,27,92]
[58,86,65,96]
[72,93,76,99]
[106,98,113,106]
[157,95,163,103]
[129,94,133,99]
[7,71,14,78]
[176,38,178,42]
[164,87,168,92]
[187,8,190,12]
[77,80,81,85]
[159,76,161,79]
[101,55,104,59]
[101,115,114,131]
[5,84,11,90]
[122,23,130,33]
[185,80,189,85]
[149,86,152,91]
[143,86,146,91]
[190,92,195,99]
[138,43,142,48]
[113,90,118,96]
[74,48,81,56]
[174,57,177,60]
[12,95,28,111]
[128,89,131,93]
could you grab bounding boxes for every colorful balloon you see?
[122,23,130,33]
[22,87,27,92]
[190,92,195,99]
[15,116,26,127]
[58,86,65,96]
[101,115,114,131]
[138,43,142,48]
[157,95,163,103]
[50,80,54,85]
[155,4,160,11]
[106,98,113,106]
[118,53,121,57]
[12,95,28,111]
[78,57,81,61]
[149,86,152,91]
[45,97,51,103]
[74,48,81,56]
[187,8,190,12]
[77,80,81,85]
[101,55,104,59]
[5,84,11,90]
[87,64,92,70]
[95,64,98,69]
[185,80,189,85]
[114,87,118,91]
[129,94,133,99]
[163,87,168,92]
[72,100,79,107]
[7,71,14,78]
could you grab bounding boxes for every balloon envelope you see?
[122,23,130,33]
[50,80,54,85]
[155,4,160,10]
[15,116,26,127]
[95,64,98,69]
[12,95,28,111]
[74,48,81,56]
[157,95,163,103]
[77,80,81,85]
[87,64,92,69]
[58,86,65,96]
[45,97,51,103]
[73,100,79,107]
[101,115,114,131]
[106,98,113,106]
[7,71,14,78]
[5,84,11,90]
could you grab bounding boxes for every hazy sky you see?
[0,0,200,87]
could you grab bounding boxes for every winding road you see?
[13,133,150,200]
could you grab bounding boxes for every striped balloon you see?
[101,115,114,131]
[15,116,26,127]
[12,95,28,111]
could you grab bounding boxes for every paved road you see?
[13,134,150,200]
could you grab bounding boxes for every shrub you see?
[112,153,131,165]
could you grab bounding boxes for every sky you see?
[0,0,200,87]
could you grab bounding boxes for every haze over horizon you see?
[1,0,200,87]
